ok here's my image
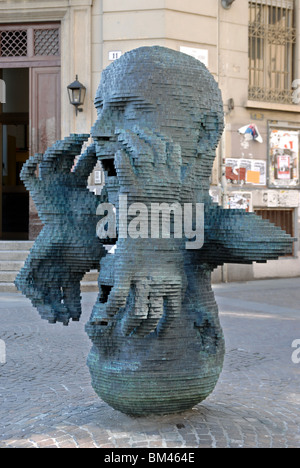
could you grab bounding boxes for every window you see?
[255,208,295,255]
[249,0,296,104]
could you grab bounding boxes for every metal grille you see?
[249,0,296,104]
[34,28,59,56]
[0,30,27,57]
[0,24,60,63]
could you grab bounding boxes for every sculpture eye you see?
[108,98,127,112]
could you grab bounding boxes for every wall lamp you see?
[67,75,86,116]
[221,0,236,9]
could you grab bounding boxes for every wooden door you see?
[30,67,61,154]
[29,66,61,239]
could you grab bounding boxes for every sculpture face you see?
[91,78,195,153]
[16,46,294,416]
[91,47,224,190]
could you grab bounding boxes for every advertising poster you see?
[269,129,299,187]
[225,158,266,186]
[228,192,253,212]
[277,154,291,180]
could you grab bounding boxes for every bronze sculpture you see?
[16,47,293,415]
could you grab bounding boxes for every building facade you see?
[0,0,300,281]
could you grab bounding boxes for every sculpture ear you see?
[197,112,224,155]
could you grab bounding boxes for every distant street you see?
[0,278,299,448]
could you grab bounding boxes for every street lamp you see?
[67,75,86,116]
[221,0,236,9]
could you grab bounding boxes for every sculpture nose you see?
[91,108,121,140]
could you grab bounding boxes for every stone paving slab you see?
[0,279,299,449]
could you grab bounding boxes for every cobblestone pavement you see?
[0,278,299,449]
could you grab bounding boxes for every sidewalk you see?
[0,278,299,448]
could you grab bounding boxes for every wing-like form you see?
[15,135,107,325]
[197,204,295,267]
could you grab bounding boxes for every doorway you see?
[0,23,61,240]
[0,68,29,239]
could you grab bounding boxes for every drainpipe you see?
[220,131,228,284]
[218,0,229,283]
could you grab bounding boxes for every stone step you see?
[0,250,30,261]
[0,261,25,271]
[0,237,99,294]
[1,282,99,294]
[0,269,99,283]
[0,241,33,251]
[0,282,18,293]
[0,271,18,282]
[0,280,99,294]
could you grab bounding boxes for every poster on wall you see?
[269,128,300,187]
[225,158,266,186]
[228,192,253,212]
[277,154,290,180]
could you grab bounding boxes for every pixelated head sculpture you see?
[16,46,294,417]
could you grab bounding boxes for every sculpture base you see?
[86,268,225,416]
[87,346,224,416]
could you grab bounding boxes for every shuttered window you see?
[255,208,295,255]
